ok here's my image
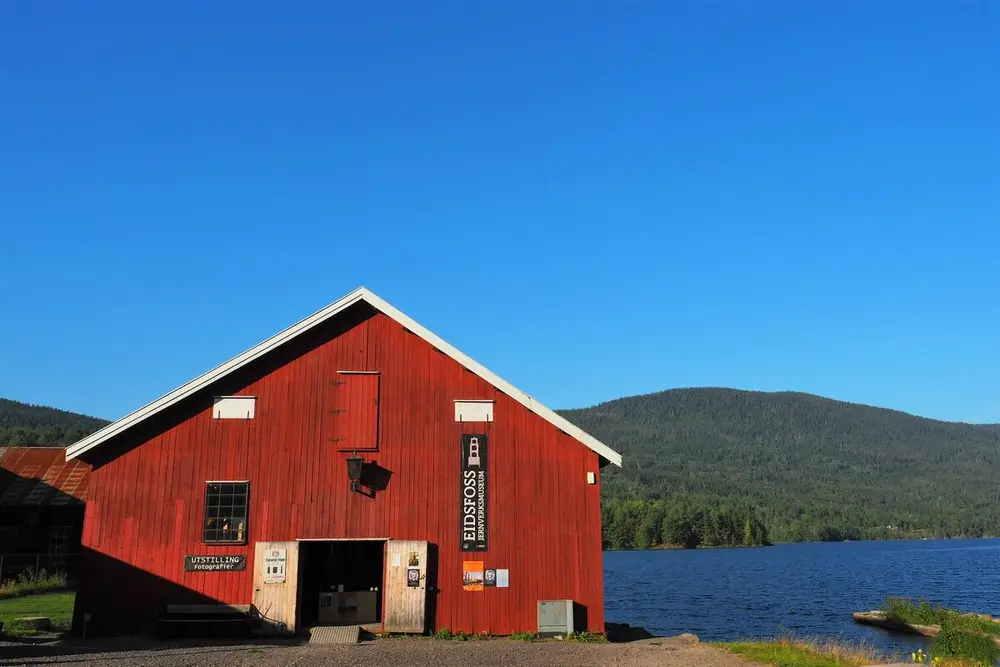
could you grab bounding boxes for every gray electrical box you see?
[537,600,576,638]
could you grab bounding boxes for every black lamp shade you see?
[346,455,364,483]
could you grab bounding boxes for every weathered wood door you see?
[383,540,429,633]
[252,541,299,634]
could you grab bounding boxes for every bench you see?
[157,604,259,638]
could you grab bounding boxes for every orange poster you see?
[462,561,484,591]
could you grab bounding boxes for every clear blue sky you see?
[1,2,997,424]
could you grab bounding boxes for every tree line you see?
[0,398,108,447]
[0,425,106,447]
[563,388,1000,543]
[602,498,770,550]
[7,390,1000,543]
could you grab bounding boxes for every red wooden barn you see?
[0,447,91,577]
[66,288,622,637]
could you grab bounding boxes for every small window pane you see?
[202,482,249,544]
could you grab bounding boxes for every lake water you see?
[604,538,1000,654]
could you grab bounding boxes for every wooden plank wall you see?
[383,539,428,633]
[251,541,299,633]
[332,373,380,451]
[76,307,606,636]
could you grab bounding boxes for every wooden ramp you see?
[308,625,361,644]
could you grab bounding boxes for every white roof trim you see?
[66,287,622,467]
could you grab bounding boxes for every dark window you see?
[49,525,73,565]
[202,482,249,544]
[0,526,17,551]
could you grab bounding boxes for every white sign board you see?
[496,569,509,588]
[264,548,286,584]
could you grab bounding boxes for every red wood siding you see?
[75,307,606,636]
[332,372,380,451]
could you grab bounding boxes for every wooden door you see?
[383,540,429,633]
[252,541,299,634]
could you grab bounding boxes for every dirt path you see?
[0,636,761,667]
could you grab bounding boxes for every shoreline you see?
[604,535,1000,552]
[604,543,771,552]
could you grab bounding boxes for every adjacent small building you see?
[0,447,91,579]
[66,287,622,636]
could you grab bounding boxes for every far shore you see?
[604,543,772,552]
[605,535,1000,552]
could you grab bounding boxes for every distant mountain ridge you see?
[6,389,1000,541]
[0,398,109,447]
[559,388,1000,541]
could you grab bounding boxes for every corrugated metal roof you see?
[0,447,91,507]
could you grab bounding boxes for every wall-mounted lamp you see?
[346,453,365,492]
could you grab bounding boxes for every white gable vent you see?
[454,400,494,423]
[213,396,256,419]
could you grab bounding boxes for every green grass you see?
[717,639,884,667]
[431,627,475,640]
[932,625,1000,666]
[394,629,594,642]
[377,628,603,643]
[883,597,1000,637]
[882,597,1000,666]
[0,569,68,600]
[0,591,74,636]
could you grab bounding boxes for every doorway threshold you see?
[308,625,361,644]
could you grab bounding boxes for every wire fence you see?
[0,553,80,583]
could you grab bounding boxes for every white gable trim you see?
[65,287,622,467]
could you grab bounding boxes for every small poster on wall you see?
[484,569,496,586]
[462,561,485,591]
[263,549,287,584]
[407,568,420,588]
[496,569,509,588]
[408,551,420,567]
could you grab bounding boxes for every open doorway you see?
[298,540,385,628]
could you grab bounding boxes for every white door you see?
[383,540,429,633]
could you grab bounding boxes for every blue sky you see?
[1,2,996,423]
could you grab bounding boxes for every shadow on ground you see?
[606,623,656,642]
[0,636,305,663]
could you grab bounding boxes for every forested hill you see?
[559,389,1000,543]
[0,398,108,447]
[6,389,1000,543]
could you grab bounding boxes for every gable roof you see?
[1,447,91,507]
[66,287,622,467]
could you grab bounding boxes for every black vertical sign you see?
[460,433,488,551]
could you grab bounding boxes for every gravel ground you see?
[0,635,759,667]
